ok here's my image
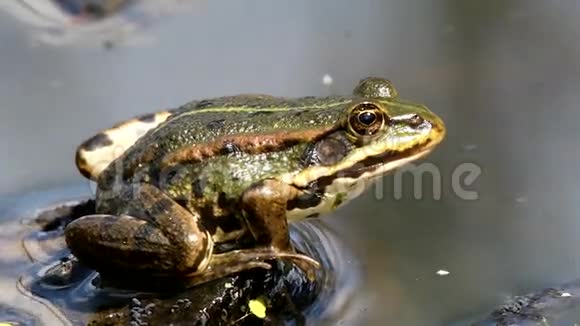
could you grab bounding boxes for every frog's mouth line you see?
[311,140,438,189]
[355,145,436,177]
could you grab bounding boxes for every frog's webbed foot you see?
[236,248,321,281]
[187,247,320,284]
[286,252,320,281]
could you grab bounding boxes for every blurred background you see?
[1,0,580,325]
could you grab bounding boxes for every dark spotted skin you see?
[76,110,176,181]
[64,77,446,286]
[67,95,355,283]
[65,183,317,283]
[95,95,354,222]
[206,119,225,131]
[89,96,354,263]
[137,113,158,123]
[66,184,210,275]
[82,133,113,151]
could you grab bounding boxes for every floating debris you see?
[461,144,478,152]
[248,298,267,319]
[322,74,333,86]
[514,195,528,204]
[436,269,450,276]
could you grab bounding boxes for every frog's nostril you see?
[407,114,424,127]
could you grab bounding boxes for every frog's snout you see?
[429,113,446,134]
[423,111,446,146]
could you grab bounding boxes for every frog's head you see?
[286,77,445,218]
[342,77,447,178]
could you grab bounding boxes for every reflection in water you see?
[0,0,200,47]
[16,199,361,325]
[292,220,362,322]
[0,303,41,326]
[51,0,128,19]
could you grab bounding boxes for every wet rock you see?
[88,265,314,326]
[473,281,580,325]
[38,255,93,289]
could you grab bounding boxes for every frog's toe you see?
[212,248,321,281]
[274,252,321,270]
[273,252,320,281]
[290,256,320,281]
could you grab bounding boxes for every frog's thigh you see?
[65,184,213,274]
[76,110,174,180]
[240,178,301,251]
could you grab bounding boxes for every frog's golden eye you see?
[348,103,385,137]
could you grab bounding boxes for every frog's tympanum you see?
[65,77,446,287]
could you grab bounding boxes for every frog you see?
[65,77,446,287]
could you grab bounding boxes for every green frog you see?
[65,77,445,286]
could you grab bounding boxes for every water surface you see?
[2,1,580,325]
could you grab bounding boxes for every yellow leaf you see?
[248,298,267,319]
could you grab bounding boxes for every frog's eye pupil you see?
[358,111,377,126]
[348,103,385,137]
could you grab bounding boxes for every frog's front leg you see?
[241,179,322,278]
[64,183,214,276]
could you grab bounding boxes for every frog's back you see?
[100,95,352,182]
[153,95,351,147]
[76,94,351,183]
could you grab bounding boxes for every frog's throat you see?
[288,136,442,191]
[283,143,438,221]
[319,144,436,187]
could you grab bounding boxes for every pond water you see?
[2,1,580,325]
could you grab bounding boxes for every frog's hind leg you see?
[65,214,211,275]
[65,182,319,285]
[75,110,175,181]
[65,183,213,275]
